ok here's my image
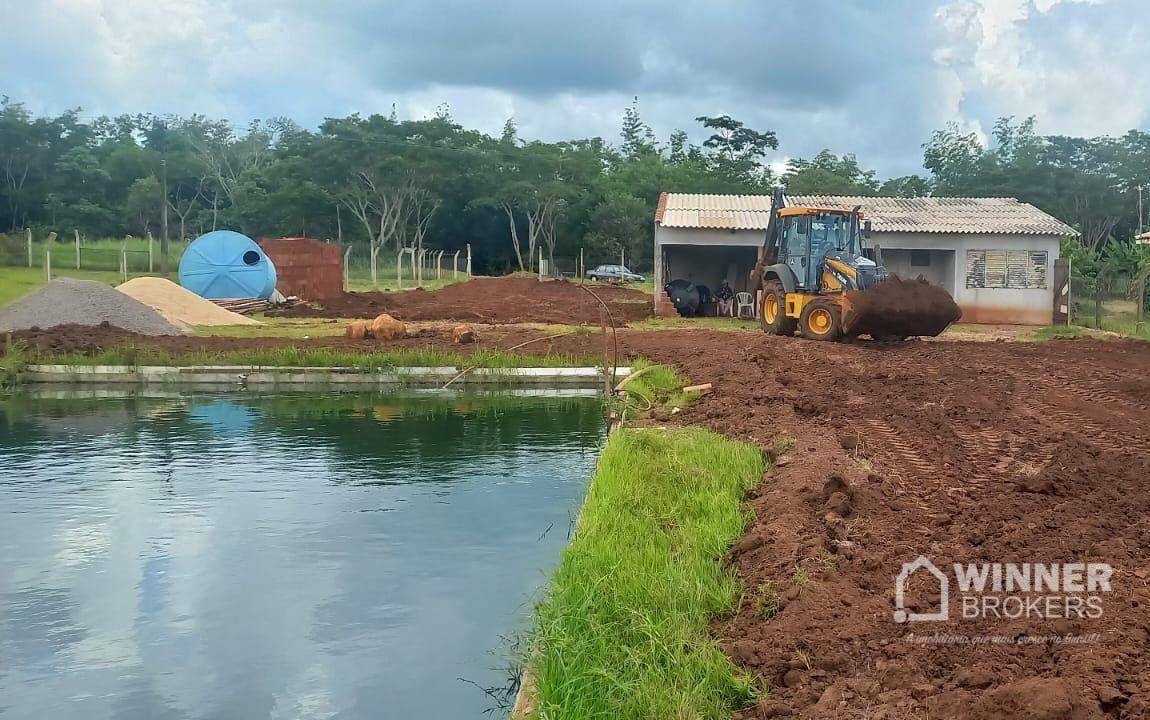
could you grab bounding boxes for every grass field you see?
[529,426,764,719]
[16,344,601,370]
[0,267,128,306]
[0,262,470,308]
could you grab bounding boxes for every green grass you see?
[630,316,759,331]
[28,344,601,370]
[0,339,28,388]
[0,267,130,306]
[347,270,470,293]
[530,426,765,719]
[1029,325,1107,341]
[191,317,357,338]
[616,361,700,413]
[0,259,470,309]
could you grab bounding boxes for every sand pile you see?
[0,278,181,335]
[117,277,258,329]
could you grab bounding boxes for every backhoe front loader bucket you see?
[839,276,962,339]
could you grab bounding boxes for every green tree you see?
[784,150,879,195]
[694,114,778,187]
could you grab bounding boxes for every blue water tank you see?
[179,231,278,299]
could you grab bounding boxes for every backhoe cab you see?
[755,189,960,341]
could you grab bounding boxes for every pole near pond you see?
[343,246,351,291]
[160,159,170,278]
[1137,277,1146,335]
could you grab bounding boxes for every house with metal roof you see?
[653,192,1078,325]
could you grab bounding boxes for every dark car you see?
[586,264,645,283]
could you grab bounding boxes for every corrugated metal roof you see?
[656,193,773,230]
[655,192,1078,236]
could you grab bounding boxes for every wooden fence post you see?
[1137,277,1146,335]
[1094,277,1103,329]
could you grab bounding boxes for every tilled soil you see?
[266,276,654,325]
[4,323,1150,718]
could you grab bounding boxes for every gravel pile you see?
[117,277,258,329]
[0,278,182,335]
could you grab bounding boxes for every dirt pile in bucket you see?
[0,278,182,335]
[842,275,962,338]
[117,277,258,329]
[266,276,653,325]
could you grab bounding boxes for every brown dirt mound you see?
[842,275,963,338]
[266,276,652,325]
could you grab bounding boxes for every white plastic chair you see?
[735,291,756,319]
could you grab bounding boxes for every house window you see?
[910,250,931,267]
[965,250,1048,289]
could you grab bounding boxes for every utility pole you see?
[160,159,170,277]
[1138,184,1144,234]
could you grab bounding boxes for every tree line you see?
[1,96,1147,275]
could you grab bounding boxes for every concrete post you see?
[26,228,32,267]
[466,244,472,276]
[453,250,460,279]
[343,246,351,291]
[75,229,81,269]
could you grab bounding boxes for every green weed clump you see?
[1,339,28,388]
[531,427,766,719]
[614,360,701,414]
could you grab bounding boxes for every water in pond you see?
[0,390,605,720]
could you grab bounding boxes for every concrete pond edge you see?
[21,364,633,387]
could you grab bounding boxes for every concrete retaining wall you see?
[23,365,631,387]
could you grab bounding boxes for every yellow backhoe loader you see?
[751,189,961,341]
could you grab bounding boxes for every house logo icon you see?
[894,555,948,623]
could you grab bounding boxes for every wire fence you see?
[1069,272,1149,337]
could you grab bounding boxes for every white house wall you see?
[872,231,1060,325]
[654,227,763,312]
[654,226,1061,325]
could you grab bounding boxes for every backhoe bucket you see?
[839,276,962,339]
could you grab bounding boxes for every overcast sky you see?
[2,0,1148,177]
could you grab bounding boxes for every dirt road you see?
[5,322,1150,718]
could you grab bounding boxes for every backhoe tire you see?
[799,300,843,341]
[760,281,797,336]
